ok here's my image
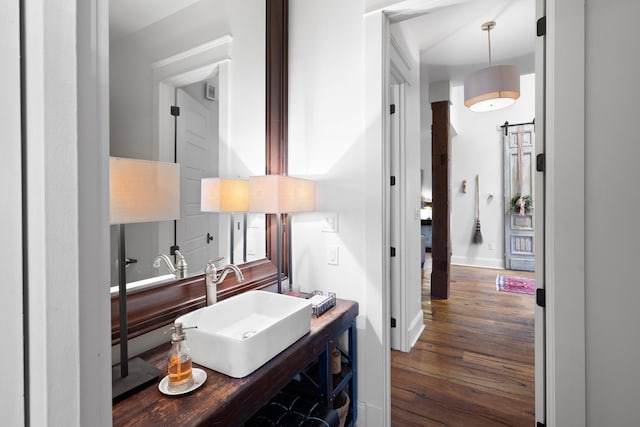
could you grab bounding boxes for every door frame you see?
[364,10,392,425]
[388,31,424,353]
[367,0,587,425]
[364,7,425,424]
[388,81,403,350]
[151,37,231,260]
[3,0,25,423]
[534,0,546,421]
[541,0,586,424]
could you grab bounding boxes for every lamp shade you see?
[463,65,520,112]
[249,175,315,213]
[109,157,180,225]
[201,178,250,212]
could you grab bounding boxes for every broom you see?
[473,174,483,244]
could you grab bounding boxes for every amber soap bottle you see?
[167,322,194,392]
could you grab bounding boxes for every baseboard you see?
[408,310,425,349]
[451,255,504,270]
[361,400,385,427]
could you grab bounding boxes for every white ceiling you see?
[109,0,535,83]
[109,0,202,42]
[390,0,536,82]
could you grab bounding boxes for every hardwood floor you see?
[391,255,535,426]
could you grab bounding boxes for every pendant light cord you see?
[481,21,496,66]
[487,25,492,65]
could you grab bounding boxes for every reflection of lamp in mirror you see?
[200,178,250,264]
[249,175,315,293]
[110,157,180,400]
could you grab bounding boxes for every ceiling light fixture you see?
[464,21,520,112]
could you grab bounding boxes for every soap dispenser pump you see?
[167,322,194,392]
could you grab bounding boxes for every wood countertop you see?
[112,299,359,426]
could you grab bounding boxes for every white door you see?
[176,88,219,273]
[504,124,535,271]
[534,0,546,422]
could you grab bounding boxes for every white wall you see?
[449,73,535,269]
[288,0,380,423]
[584,0,640,424]
[288,0,366,304]
[290,0,423,421]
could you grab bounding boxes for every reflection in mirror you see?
[108,0,266,289]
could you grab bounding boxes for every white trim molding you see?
[364,10,391,426]
[1,0,25,424]
[151,35,233,69]
[544,0,586,425]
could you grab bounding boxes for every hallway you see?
[391,257,535,426]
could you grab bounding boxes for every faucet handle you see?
[205,257,223,275]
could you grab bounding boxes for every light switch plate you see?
[322,213,338,233]
[328,245,339,265]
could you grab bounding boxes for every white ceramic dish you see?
[158,367,207,396]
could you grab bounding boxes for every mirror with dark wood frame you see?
[110,0,288,343]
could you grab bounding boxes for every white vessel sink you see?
[176,290,312,378]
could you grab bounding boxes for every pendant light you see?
[464,21,520,112]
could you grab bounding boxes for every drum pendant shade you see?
[464,65,520,112]
[464,21,520,112]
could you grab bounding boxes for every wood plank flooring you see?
[391,256,535,426]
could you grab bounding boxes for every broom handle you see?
[476,175,480,218]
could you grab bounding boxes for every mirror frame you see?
[111,0,289,343]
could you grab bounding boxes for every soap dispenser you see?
[167,322,194,392]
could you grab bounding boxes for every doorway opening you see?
[383,0,540,424]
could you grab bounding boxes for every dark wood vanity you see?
[112,299,358,426]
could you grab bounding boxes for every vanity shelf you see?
[289,321,357,426]
[112,298,358,426]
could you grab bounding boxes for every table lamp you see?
[110,157,180,400]
[200,178,250,264]
[249,175,315,293]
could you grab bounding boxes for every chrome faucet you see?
[153,250,188,280]
[204,257,244,305]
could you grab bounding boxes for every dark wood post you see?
[431,101,451,299]
[265,0,289,278]
[266,0,288,176]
